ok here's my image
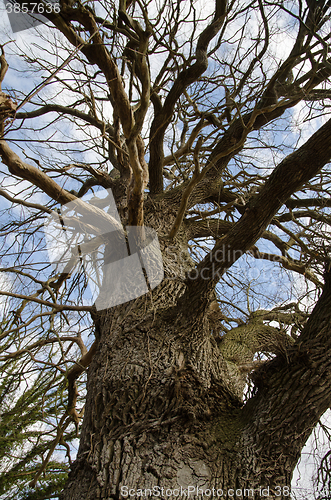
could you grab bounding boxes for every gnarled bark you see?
[60,230,331,500]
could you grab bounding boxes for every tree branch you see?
[0,290,93,312]
[0,140,76,205]
[0,187,53,214]
[46,5,148,225]
[148,0,228,194]
[16,104,115,137]
[242,262,331,483]
[0,141,123,231]
[286,197,331,209]
[66,340,98,426]
[167,137,205,239]
[182,117,331,306]
[248,246,322,287]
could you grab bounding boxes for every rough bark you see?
[59,216,331,500]
[58,113,331,499]
[60,281,243,500]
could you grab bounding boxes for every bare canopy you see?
[1,0,331,498]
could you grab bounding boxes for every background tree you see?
[0,352,73,500]
[1,0,331,498]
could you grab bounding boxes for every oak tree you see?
[1,0,331,499]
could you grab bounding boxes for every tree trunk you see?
[59,255,331,500]
[60,292,247,500]
[59,120,331,498]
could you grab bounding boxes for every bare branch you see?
[0,187,53,214]
[167,137,205,239]
[149,0,228,194]
[0,290,93,312]
[183,117,331,304]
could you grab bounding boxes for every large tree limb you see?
[0,141,123,229]
[46,6,148,225]
[181,117,331,306]
[286,197,331,209]
[0,140,76,205]
[60,6,133,138]
[242,263,331,485]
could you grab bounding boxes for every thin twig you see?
[0,290,93,312]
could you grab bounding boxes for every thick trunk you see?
[60,279,241,496]
[60,280,305,500]
[60,198,331,500]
